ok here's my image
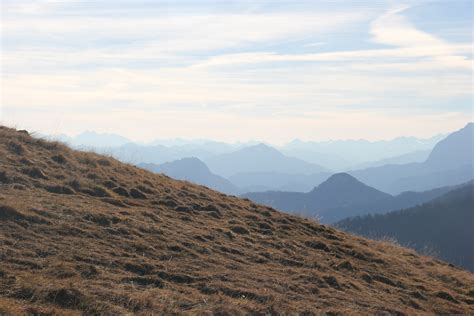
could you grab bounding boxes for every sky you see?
[1,0,472,144]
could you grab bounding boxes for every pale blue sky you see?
[1,0,472,144]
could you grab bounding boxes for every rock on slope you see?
[0,126,473,315]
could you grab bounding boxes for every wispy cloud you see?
[2,11,369,68]
[193,5,472,72]
[1,1,472,142]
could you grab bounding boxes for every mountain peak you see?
[308,172,391,207]
[425,122,473,167]
[170,157,208,168]
[246,143,278,152]
[318,173,361,188]
[149,156,212,175]
[71,130,131,148]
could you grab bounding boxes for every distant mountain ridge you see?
[57,131,132,148]
[425,122,473,168]
[53,130,441,164]
[280,134,443,170]
[348,149,431,171]
[204,143,328,177]
[349,123,473,194]
[106,143,216,165]
[229,171,332,193]
[336,181,474,272]
[243,173,457,223]
[139,157,238,195]
[47,124,471,195]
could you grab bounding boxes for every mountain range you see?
[243,173,457,223]
[279,134,443,170]
[50,123,472,201]
[140,158,330,194]
[243,123,473,220]
[54,131,132,148]
[204,143,328,177]
[349,149,431,171]
[336,182,474,272]
[102,143,224,165]
[348,123,473,194]
[1,126,473,314]
[51,130,446,174]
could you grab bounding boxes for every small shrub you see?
[0,205,25,221]
[86,173,99,180]
[77,264,100,279]
[203,204,221,214]
[130,188,146,199]
[103,180,117,189]
[97,158,111,166]
[22,167,47,179]
[137,185,154,194]
[158,199,177,208]
[10,287,35,300]
[51,154,67,164]
[102,198,127,207]
[0,171,9,183]
[83,213,112,226]
[45,185,75,195]
[121,277,164,288]
[112,186,129,197]
[35,139,63,150]
[230,226,249,235]
[336,260,354,271]
[8,141,24,155]
[323,276,341,289]
[174,206,192,213]
[436,291,458,303]
[68,179,82,190]
[305,241,330,252]
[257,221,271,229]
[91,186,110,197]
[45,288,85,308]
[78,157,97,168]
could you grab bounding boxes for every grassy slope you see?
[0,126,473,315]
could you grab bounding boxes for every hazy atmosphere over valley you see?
[1,0,473,314]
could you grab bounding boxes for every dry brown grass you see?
[1,126,473,315]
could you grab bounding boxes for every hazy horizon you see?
[41,125,454,147]
[2,0,473,143]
